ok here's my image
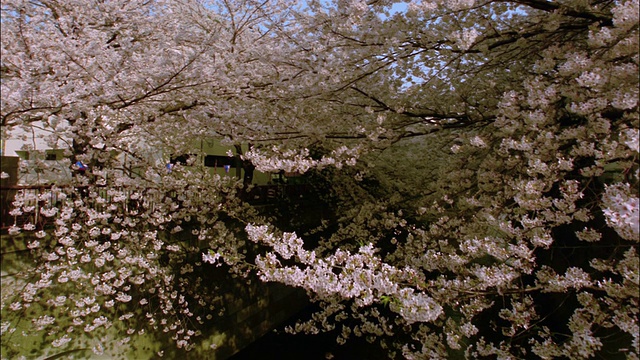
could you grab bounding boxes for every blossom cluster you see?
[1,172,246,358]
[246,224,443,324]
[602,184,640,241]
[242,145,362,173]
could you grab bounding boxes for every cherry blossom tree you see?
[242,0,639,358]
[1,0,638,358]
[1,0,298,357]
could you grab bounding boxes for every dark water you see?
[229,306,390,360]
[229,330,390,360]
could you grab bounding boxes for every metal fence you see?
[0,184,312,230]
[1,185,53,230]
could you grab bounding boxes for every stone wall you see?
[204,282,308,359]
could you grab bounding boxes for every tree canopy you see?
[1,0,638,358]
